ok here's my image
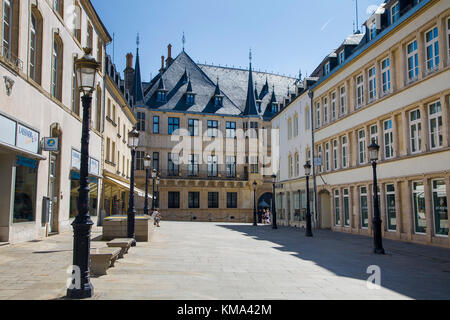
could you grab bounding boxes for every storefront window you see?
[386,184,397,231]
[432,180,448,236]
[69,172,98,218]
[13,156,38,223]
[413,181,427,234]
[360,187,369,228]
[343,189,350,227]
[334,190,341,226]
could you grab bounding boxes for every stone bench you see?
[107,238,134,259]
[90,247,121,276]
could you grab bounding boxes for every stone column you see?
[340,187,345,228]
[420,103,430,152]
[394,180,403,236]
[349,77,355,113]
[351,130,358,167]
[376,57,382,100]
[424,178,434,244]
[438,15,446,70]
[380,182,387,235]
[354,185,361,233]
[389,49,397,93]
[396,44,405,89]
[377,119,385,160]
[401,110,410,156]
[440,95,449,148]
[417,30,425,80]
[392,114,399,159]
[403,179,413,241]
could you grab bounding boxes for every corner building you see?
[309,0,450,247]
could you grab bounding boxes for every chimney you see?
[166,44,174,68]
[160,56,165,73]
[126,53,133,69]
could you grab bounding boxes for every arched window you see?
[51,34,63,101]
[305,106,311,130]
[2,0,20,64]
[29,6,43,84]
[97,38,103,72]
[294,152,300,176]
[72,1,81,43]
[95,85,102,131]
[54,0,64,18]
[294,113,299,137]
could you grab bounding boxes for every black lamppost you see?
[271,174,278,229]
[369,139,385,255]
[151,169,157,211]
[156,176,160,209]
[67,48,100,299]
[253,181,257,226]
[143,154,152,216]
[127,128,139,247]
[304,161,313,237]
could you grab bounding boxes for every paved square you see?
[0,221,449,300]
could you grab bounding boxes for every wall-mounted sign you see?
[16,124,39,154]
[89,158,100,176]
[43,137,59,152]
[0,114,16,146]
[313,157,322,167]
[71,149,81,170]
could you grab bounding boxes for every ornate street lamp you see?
[369,139,385,255]
[127,127,139,247]
[156,176,160,209]
[143,154,152,216]
[253,181,258,226]
[271,174,278,229]
[151,169,157,211]
[67,48,100,299]
[304,161,313,237]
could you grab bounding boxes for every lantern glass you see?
[152,169,157,178]
[75,48,99,96]
[144,154,152,169]
[304,162,312,176]
[128,128,139,148]
[271,174,277,183]
[368,140,380,162]
[156,178,160,185]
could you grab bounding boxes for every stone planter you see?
[102,216,154,242]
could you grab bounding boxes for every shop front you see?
[0,112,45,243]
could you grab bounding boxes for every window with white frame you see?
[369,22,377,41]
[325,142,330,172]
[287,118,292,140]
[323,97,328,124]
[391,2,400,25]
[316,103,321,128]
[429,101,443,149]
[340,86,346,115]
[407,40,419,82]
[370,124,379,145]
[294,114,299,137]
[331,92,337,121]
[447,18,450,62]
[381,58,391,95]
[339,50,345,64]
[358,129,366,165]
[356,74,364,109]
[341,136,348,169]
[294,153,300,177]
[333,139,339,170]
[318,145,323,173]
[305,107,311,130]
[334,189,341,226]
[2,0,12,57]
[226,121,236,138]
[410,109,422,153]
[324,62,330,75]
[288,155,293,178]
[384,119,394,159]
[368,66,376,102]
[425,27,439,72]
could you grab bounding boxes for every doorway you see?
[319,190,332,229]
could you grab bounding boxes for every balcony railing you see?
[157,168,248,181]
[1,46,23,72]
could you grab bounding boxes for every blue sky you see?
[92,0,384,82]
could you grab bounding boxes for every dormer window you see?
[369,22,377,41]
[256,101,262,113]
[391,2,400,25]
[186,93,195,104]
[215,96,223,107]
[324,62,331,75]
[271,103,278,113]
[157,91,166,102]
[338,51,345,64]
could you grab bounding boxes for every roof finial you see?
[299,69,302,80]
[182,31,186,51]
[249,48,252,64]
[136,32,140,49]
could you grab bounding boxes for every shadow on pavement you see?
[216,224,450,300]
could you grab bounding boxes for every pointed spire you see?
[270,84,277,103]
[158,76,166,91]
[214,77,222,96]
[181,68,188,84]
[182,31,186,51]
[132,33,144,104]
[243,50,258,116]
[186,76,194,93]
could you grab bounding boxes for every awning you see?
[0,141,46,161]
[104,176,149,198]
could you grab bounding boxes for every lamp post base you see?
[374,248,385,255]
[131,239,137,247]
[305,231,313,238]
[67,283,94,300]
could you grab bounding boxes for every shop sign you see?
[313,157,322,166]
[71,149,81,170]
[16,124,39,154]
[43,138,59,152]
[89,158,100,176]
[0,114,16,146]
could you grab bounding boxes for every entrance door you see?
[49,155,57,233]
[320,191,332,229]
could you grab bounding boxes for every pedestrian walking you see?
[152,208,161,227]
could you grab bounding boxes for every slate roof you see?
[138,50,297,120]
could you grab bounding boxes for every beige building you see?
[306,0,449,248]
[0,0,111,243]
[100,54,138,218]
[124,47,296,222]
